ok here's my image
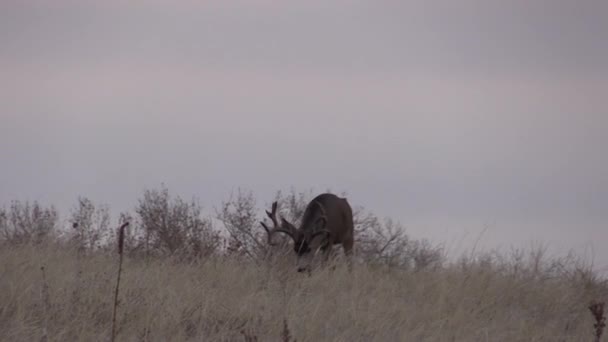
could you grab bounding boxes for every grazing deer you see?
[260,193,354,272]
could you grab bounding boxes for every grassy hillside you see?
[1,243,606,341]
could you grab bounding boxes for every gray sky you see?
[1,0,607,269]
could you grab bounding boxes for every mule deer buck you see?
[260,193,354,272]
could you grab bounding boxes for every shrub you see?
[69,197,111,252]
[0,200,58,245]
[134,185,220,258]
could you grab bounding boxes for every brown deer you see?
[260,193,354,272]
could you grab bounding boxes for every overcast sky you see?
[1,0,607,270]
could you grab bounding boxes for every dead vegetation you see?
[589,301,606,342]
[1,241,606,341]
[0,186,606,341]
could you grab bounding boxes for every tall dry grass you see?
[0,242,606,341]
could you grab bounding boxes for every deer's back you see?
[304,193,353,243]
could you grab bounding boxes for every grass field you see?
[1,242,606,342]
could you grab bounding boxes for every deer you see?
[260,193,354,273]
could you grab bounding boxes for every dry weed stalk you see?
[282,319,295,342]
[71,222,85,317]
[111,222,129,342]
[39,266,51,342]
[238,319,294,342]
[589,301,606,342]
[277,271,296,342]
[240,329,258,342]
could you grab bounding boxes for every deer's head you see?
[260,201,331,272]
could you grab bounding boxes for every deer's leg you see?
[319,245,335,271]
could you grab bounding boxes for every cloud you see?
[1,0,606,77]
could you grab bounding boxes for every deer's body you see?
[298,193,353,255]
[261,193,354,272]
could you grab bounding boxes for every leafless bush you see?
[271,188,314,224]
[217,189,269,260]
[457,245,605,288]
[353,206,444,270]
[69,197,111,252]
[355,213,409,268]
[0,187,445,271]
[411,239,444,270]
[218,187,445,270]
[217,186,445,270]
[215,188,318,264]
[0,200,58,245]
[135,186,220,259]
[217,188,332,262]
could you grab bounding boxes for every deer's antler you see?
[260,201,297,245]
